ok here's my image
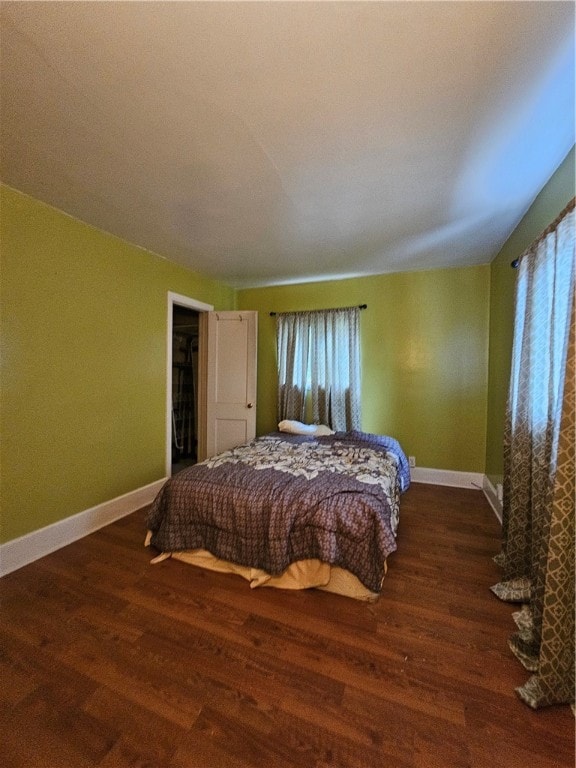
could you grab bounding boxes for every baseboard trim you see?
[0,478,167,577]
[0,468,504,577]
[410,467,484,489]
[482,476,503,524]
[411,467,503,525]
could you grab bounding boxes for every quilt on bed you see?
[146,430,410,593]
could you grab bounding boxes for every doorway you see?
[171,306,199,474]
[166,292,213,477]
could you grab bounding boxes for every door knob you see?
[247,402,254,408]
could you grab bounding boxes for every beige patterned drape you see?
[491,199,575,709]
[276,307,361,431]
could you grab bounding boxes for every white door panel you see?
[214,416,251,453]
[202,311,257,459]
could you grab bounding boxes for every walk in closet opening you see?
[171,305,199,474]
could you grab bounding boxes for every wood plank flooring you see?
[1,483,573,767]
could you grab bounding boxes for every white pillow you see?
[278,420,315,434]
[278,420,334,436]
[313,424,335,436]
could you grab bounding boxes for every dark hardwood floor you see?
[1,483,573,767]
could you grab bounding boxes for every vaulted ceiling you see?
[1,1,574,288]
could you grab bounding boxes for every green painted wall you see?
[485,146,575,487]
[238,265,490,473]
[0,185,235,543]
[4,145,571,546]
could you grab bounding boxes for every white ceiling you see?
[1,1,574,289]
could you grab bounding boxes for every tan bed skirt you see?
[145,532,383,602]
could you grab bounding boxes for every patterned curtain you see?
[276,307,361,431]
[491,199,575,709]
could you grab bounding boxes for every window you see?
[275,306,361,431]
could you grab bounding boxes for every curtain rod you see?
[511,196,575,268]
[269,304,367,317]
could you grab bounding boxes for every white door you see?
[199,311,258,460]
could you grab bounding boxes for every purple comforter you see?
[147,431,409,593]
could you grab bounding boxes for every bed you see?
[146,430,410,601]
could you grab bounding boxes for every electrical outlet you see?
[409,456,416,468]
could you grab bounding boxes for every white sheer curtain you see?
[276,307,361,431]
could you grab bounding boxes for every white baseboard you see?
[482,475,503,524]
[410,466,485,489]
[410,466,503,525]
[0,467,504,578]
[0,478,167,577]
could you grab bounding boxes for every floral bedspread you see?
[147,431,409,593]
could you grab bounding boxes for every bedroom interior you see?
[0,1,574,766]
